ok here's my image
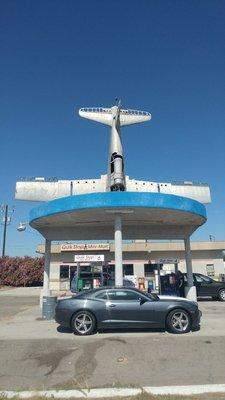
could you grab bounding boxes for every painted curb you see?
[145,384,225,395]
[1,384,225,398]
[0,388,142,398]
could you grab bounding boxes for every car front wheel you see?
[166,309,191,334]
[218,289,225,302]
[71,311,96,335]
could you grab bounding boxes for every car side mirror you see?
[139,297,146,305]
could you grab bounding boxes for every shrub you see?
[0,256,44,287]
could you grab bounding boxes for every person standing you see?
[176,270,185,297]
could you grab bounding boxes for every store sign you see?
[61,243,109,251]
[74,254,105,262]
[156,258,179,264]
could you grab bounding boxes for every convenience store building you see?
[37,240,225,295]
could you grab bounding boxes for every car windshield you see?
[145,292,159,301]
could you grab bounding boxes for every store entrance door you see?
[70,266,77,285]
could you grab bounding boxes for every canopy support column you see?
[43,239,51,297]
[41,239,57,320]
[184,237,197,301]
[115,215,123,286]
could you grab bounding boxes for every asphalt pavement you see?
[0,288,225,391]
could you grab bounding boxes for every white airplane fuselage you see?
[108,105,125,191]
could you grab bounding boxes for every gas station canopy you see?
[29,192,206,241]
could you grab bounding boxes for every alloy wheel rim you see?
[171,311,189,332]
[75,313,92,334]
[220,290,225,300]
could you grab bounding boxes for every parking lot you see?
[0,288,225,393]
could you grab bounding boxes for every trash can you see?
[42,296,57,320]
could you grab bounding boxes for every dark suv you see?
[185,273,225,301]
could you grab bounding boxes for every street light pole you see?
[2,205,8,257]
[1,204,14,257]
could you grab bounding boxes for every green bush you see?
[0,256,44,287]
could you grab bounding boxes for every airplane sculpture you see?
[15,101,211,204]
[79,99,151,192]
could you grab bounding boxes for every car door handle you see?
[108,304,116,308]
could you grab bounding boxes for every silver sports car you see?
[55,287,201,335]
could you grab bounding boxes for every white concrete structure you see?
[16,177,211,203]
[16,101,212,308]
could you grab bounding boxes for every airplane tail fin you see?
[79,107,151,126]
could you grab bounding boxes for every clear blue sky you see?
[1,0,225,256]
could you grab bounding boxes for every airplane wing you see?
[119,109,151,126]
[79,107,151,126]
[79,108,112,126]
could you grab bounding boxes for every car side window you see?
[108,290,141,301]
[195,275,203,283]
[95,291,108,300]
[199,275,213,283]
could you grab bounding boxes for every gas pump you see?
[71,254,105,292]
[71,262,105,292]
[156,258,180,296]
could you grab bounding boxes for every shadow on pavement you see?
[98,327,166,334]
[198,298,217,302]
[56,324,201,335]
[57,326,73,333]
[57,325,168,335]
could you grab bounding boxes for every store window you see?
[123,264,133,276]
[144,263,156,277]
[60,265,69,279]
[70,266,77,283]
[206,264,215,277]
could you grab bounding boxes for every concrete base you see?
[39,288,51,309]
[185,285,197,302]
[42,296,57,320]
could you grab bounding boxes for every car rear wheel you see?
[218,289,225,302]
[71,311,96,335]
[166,309,191,334]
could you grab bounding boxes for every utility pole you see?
[1,205,14,257]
